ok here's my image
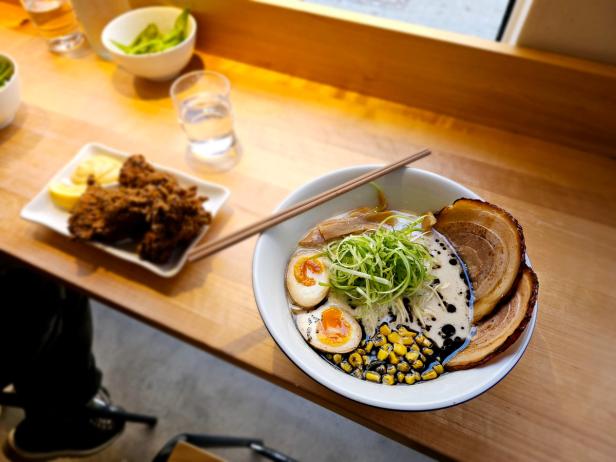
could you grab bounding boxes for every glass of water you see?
[170,71,238,170]
[20,0,84,53]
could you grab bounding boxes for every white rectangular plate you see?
[21,142,230,277]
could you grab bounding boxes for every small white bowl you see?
[101,7,197,81]
[0,54,20,130]
[252,166,538,410]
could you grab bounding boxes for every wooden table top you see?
[1,6,615,461]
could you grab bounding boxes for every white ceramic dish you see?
[21,143,230,277]
[0,53,20,129]
[253,166,537,411]
[101,6,197,81]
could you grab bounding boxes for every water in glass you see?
[179,94,235,156]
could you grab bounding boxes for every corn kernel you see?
[333,354,342,364]
[396,361,410,372]
[341,361,353,373]
[404,373,417,385]
[405,351,419,362]
[365,371,381,383]
[349,353,363,368]
[362,355,371,366]
[434,363,444,374]
[396,372,405,383]
[377,348,389,361]
[410,344,420,352]
[412,359,424,370]
[388,351,400,365]
[382,374,395,385]
[365,341,374,353]
[422,347,434,356]
[387,332,402,344]
[401,336,415,345]
[379,324,392,336]
[373,334,387,347]
[386,364,396,375]
[393,343,407,356]
[421,369,438,380]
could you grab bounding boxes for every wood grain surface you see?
[1,5,615,461]
[169,442,226,462]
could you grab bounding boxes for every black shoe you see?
[7,389,125,460]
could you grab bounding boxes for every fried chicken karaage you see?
[68,155,211,264]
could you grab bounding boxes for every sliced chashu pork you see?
[435,198,525,322]
[299,209,395,247]
[446,267,538,370]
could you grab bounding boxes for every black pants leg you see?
[0,256,101,418]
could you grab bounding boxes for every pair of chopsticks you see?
[188,148,432,262]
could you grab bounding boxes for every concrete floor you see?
[0,301,433,462]
[305,0,510,39]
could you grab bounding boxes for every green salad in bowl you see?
[0,53,20,129]
[101,6,197,81]
[0,55,14,87]
[111,8,190,55]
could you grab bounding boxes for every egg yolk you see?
[293,256,323,286]
[317,307,351,346]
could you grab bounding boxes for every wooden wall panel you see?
[126,0,616,156]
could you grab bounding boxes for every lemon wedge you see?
[48,182,87,211]
[71,155,121,185]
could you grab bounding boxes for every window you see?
[303,0,515,40]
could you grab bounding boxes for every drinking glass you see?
[20,0,84,53]
[170,71,239,170]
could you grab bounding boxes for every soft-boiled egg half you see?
[295,305,362,354]
[286,253,330,308]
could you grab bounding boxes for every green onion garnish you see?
[325,215,433,307]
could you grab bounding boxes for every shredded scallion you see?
[325,216,434,308]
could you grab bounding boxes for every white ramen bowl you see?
[252,166,537,411]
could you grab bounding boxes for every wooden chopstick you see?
[188,148,432,262]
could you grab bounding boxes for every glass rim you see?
[169,70,231,102]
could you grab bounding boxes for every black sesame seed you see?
[449,258,457,265]
[441,324,456,337]
[447,303,457,313]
